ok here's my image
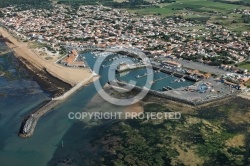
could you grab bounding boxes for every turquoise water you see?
[82,52,193,90]
[0,50,193,166]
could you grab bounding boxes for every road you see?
[169,58,228,75]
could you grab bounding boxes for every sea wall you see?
[109,80,240,106]
[116,64,147,73]
[19,100,61,138]
[19,74,98,138]
[52,75,94,100]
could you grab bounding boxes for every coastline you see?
[0,27,93,89]
[0,27,100,138]
[18,56,72,97]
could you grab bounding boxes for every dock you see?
[151,65,201,82]
[109,80,241,106]
[148,75,170,85]
[136,72,154,79]
[116,63,147,73]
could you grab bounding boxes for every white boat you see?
[180,78,186,82]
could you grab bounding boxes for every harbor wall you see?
[19,73,98,138]
[151,65,200,82]
[109,80,240,106]
[19,100,61,138]
[116,64,147,73]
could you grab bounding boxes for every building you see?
[162,60,182,68]
[60,50,85,67]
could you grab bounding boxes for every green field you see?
[131,0,249,14]
[127,0,250,32]
[238,62,250,70]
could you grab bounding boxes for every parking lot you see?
[156,56,228,76]
[163,77,238,103]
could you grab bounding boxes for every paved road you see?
[170,58,228,75]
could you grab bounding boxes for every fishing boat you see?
[162,87,169,91]
[167,86,174,90]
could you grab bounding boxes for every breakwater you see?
[19,100,61,138]
[109,80,240,106]
[116,64,147,73]
[19,74,97,138]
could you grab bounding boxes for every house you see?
[60,50,85,67]
[162,60,182,68]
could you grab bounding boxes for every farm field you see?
[131,0,248,14]
[128,0,250,32]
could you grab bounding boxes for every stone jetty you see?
[19,74,98,138]
[108,80,240,106]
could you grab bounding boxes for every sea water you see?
[0,49,193,165]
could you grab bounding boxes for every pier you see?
[136,72,154,79]
[87,48,200,83]
[109,80,241,106]
[19,100,61,138]
[162,86,174,91]
[151,65,201,82]
[19,74,98,138]
[116,63,147,73]
[148,75,170,85]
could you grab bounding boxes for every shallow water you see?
[0,50,194,165]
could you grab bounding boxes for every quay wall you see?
[152,65,200,82]
[116,64,147,73]
[109,80,240,106]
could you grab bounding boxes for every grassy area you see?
[238,62,250,70]
[245,80,250,87]
[131,0,249,15]
[87,98,250,165]
[127,0,250,31]
[129,6,174,15]
[28,42,47,49]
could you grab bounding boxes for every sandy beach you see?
[0,27,92,86]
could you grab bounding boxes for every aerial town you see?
[1,1,250,165]
[0,5,249,64]
[0,4,249,94]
